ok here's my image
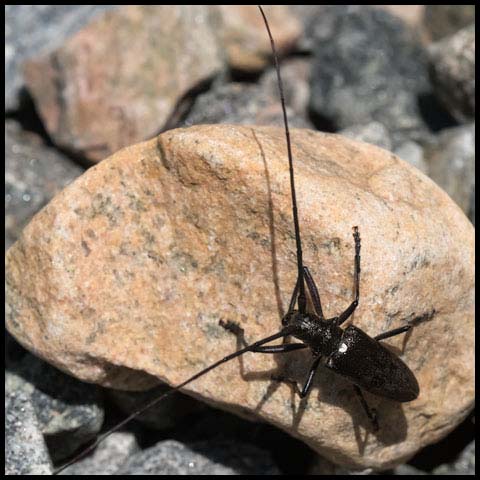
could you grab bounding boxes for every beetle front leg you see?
[303,266,325,319]
[286,273,301,316]
[335,226,361,326]
[219,319,307,353]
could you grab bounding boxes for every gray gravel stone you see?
[394,141,428,175]
[58,431,139,476]
[309,5,431,148]
[5,373,52,475]
[5,120,84,251]
[423,5,476,42]
[340,122,392,151]
[428,25,475,122]
[183,58,313,130]
[425,123,475,222]
[6,353,104,463]
[115,439,281,475]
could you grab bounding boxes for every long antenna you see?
[53,327,292,474]
[53,7,304,474]
[257,5,306,313]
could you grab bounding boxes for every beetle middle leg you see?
[272,354,322,398]
[334,226,361,326]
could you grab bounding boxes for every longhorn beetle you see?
[53,5,419,474]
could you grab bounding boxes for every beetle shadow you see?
[223,130,310,428]
[227,324,411,453]
[252,129,286,320]
[224,326,312,430]
[233,131,411,453]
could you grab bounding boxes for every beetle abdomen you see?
[325,325,419,402]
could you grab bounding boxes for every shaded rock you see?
[6,353,104,463]
[22,5,300,163]
[115,439,280,475]
[341,124,428,176]
[183,58,312,129]
[218,5,301,72]
[5,5,116,111]
[5,328,28,366]
[58,431,139,476]
[5,120,84,250]
[340,122,392,152]
[432,439,475,475]
[424,124,475,221]
[423,5,476,42]
[108,383,205,430]
[392,463,427,475]
[308,455,369,475]
[276,5,327,52]
[428,25,475,122]
[5,125,474,469]
[375,6,425,31]
[309,5,431,148]
[393,141,428,175]
[469,188,475,226]
[5,373,52,475]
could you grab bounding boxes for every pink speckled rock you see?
[6,125,474,469]
[22,5,300,163]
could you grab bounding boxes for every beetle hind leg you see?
[374,324,411,341]
[353,385,379,432]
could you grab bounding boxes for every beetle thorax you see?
[283,311,343,356]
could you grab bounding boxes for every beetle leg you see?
[335,227,361,326]
[219,319,308,353]
[298,354,323,397]
[303,266,324,319]
[374,324,411,341]
[249,343,308,354]
[271,355,322,398]
[287,273,301,314]
[353,385,379,431]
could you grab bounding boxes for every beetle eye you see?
[282,310,297,326]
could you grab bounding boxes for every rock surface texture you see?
[6,125,474,469]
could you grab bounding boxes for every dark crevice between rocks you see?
[160,76,217,134]
[6,87,54,145]
[417,92,459,133]
[407,411,475,472]
[138,403,317,475]
[228,50,305,84]
[307,104,337,133]
[6,87,94,170]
